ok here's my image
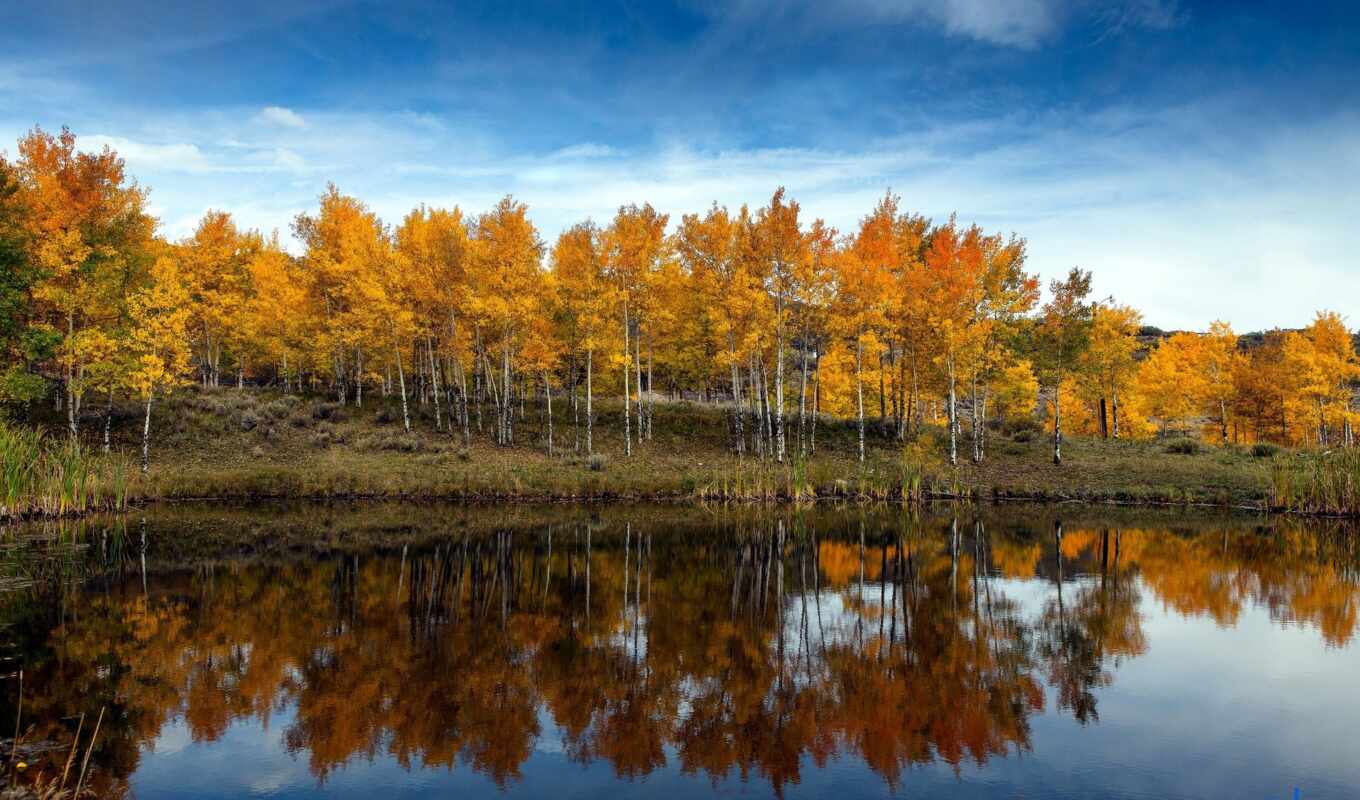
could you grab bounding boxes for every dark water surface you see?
[1,503,1357,799]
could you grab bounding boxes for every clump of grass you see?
[1270,449,1360,515]
[261,397,299,421]
[308,424,342,449]
[1006,418,1042,442]
[1164,438,1201,455]
[311,402,345,422]
[787,457,813,502]
[1,422,43,515]
[1251,442,1280,459]
[0,420,134,520]
[357,431,423,453]
[588,453,608,472]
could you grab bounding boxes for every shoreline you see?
[7,390,1354,524]
[0,485,1299,527]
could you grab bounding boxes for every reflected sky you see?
[0,504,1355,799]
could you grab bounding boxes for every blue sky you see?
[2,0,1357,330]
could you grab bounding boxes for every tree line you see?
[2,126,1357,471]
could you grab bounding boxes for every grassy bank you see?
[2,384,1303,515]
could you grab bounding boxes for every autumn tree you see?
[395,206,475,440]
[919,219,989,465]
[1196,321,1240,443]
[181,211,257,387]
[970,231,1037,461]
[470,197,544,446]
[17,126,154,437]
[551,222,610,454]
[603,204,668,455]
[755,188,809,463]
[1034,269,1094,465]
[1134,333,1201,435]
[243,235,307,393]
[293,185,378,405]
[1078,303,1142,439]
[126,253,193,472]
[0,157,48,407]
[676,204,758,453]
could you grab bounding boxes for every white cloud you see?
[255,105,306,129]
[270,147,306,171]
[713,0,1183,48]
[910,0,1060,48]
[78,134,211,172]
[17,96,1352,333]
[549,143,615,160]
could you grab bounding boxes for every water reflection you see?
[0,505,1358,798]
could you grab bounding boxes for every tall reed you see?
[0,420,134,520]
[1270,450,1360,516]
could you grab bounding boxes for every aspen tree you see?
[18,127,153,438]
[1035,269,1094,465]
[126,254,192,473]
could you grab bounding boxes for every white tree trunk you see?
[141,395,153,474]
[544,373,554,455]
[947,357,957,467]
[1053,382,1063,465]
[856,337,865,462]
[586,347,594,455]
[775,323,785,463]
[622,305,632,456]
[396,346,410,433]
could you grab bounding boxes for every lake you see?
[0,503,1356,799]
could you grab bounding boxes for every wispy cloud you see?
[78,134,212,172]
[708,0,1184,48]
[33,94,1346,331]
[255,106,306,129]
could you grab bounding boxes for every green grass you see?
[0,419,132,520]
[3,384,1294,514]
[1268,449,1360,516]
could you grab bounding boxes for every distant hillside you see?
[1137,325,1360,354]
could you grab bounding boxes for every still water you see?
[0,503,1357,799]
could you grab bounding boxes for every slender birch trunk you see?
[571,358,580,454]
[646,335,654,440]
[878,351,886,423]
[635,319,645,444]
[355,345,363,407]
[544,372,554,455]
[798,342,809,457]
[730,338,745,454]
[911,363,922,435]
[586,347,594,455]
[67,312,77,437]
[971,370,982,464]
[760,358,773,458]
[811,359,820,454]
[395,345,410,433]
[622,303,632,456]
[141,395,153,474]
[947,356,957,467]
[103,388,114,453]
[1052,381,1063,465]
[428,337,442,432]
[856,336,865,462]
[775,320,785,463]
[502,339,513,445]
